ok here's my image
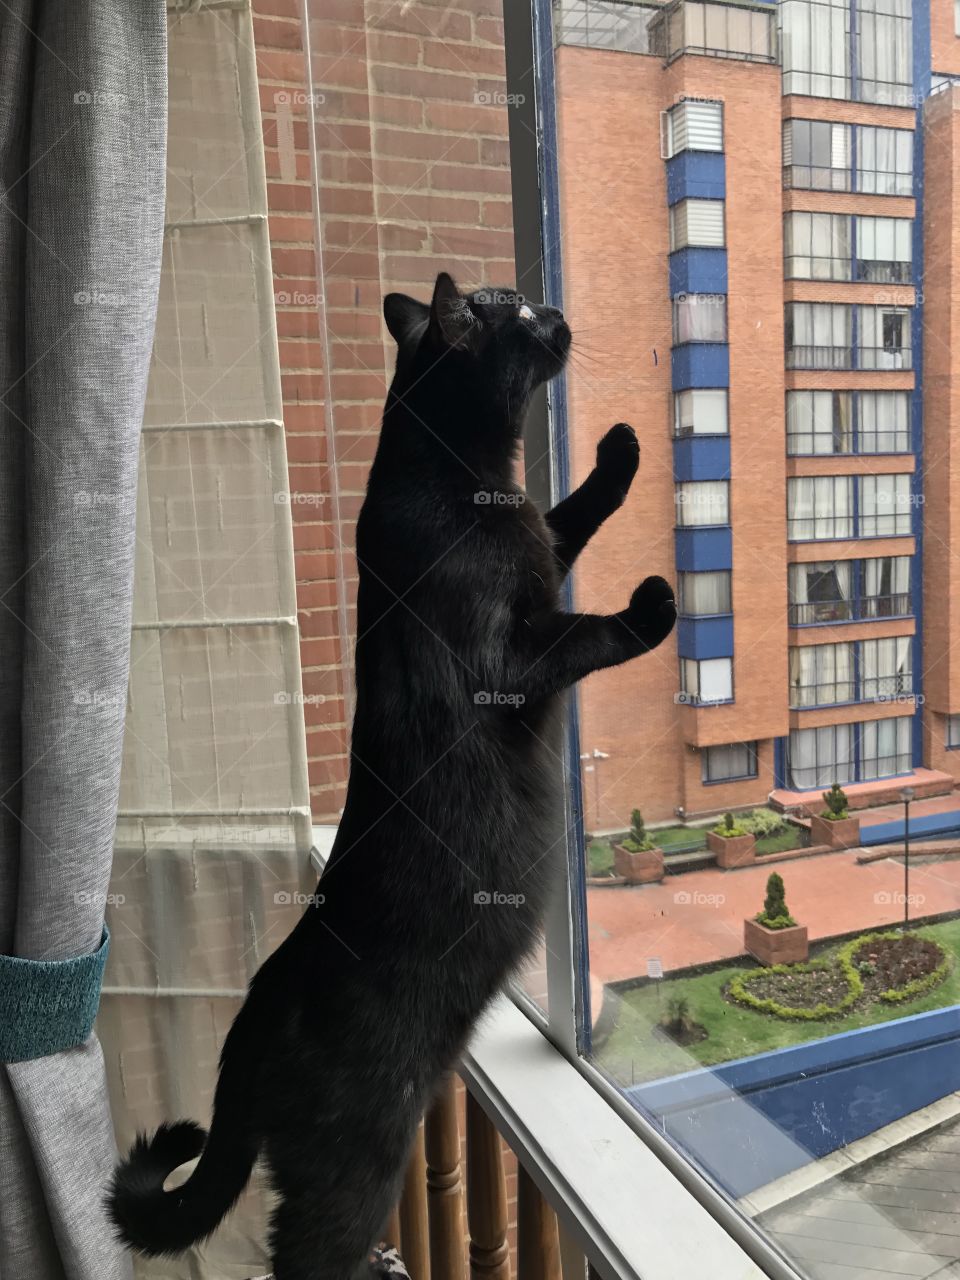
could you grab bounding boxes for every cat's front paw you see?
[626,575,677,647]
[596,422,639,498]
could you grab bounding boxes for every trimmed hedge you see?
[729,931,952,1021]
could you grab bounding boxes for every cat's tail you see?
[107,1107,259,1255]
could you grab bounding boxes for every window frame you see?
[674,388,729,437]
[701,740,758,784]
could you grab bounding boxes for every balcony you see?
[553,0,661,54]
[786,345,912,372]
[647,0,778,66]
[788,593,911,626]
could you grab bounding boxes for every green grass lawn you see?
[594,918,960,1088]
[588,818,801,873]
[755,826,804,855]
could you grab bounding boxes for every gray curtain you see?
[0,4,167,1278]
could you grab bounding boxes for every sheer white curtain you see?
[679,570,730,614]
[788,723,854,790]
[859,391,909,452]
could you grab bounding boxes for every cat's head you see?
[383,272,570,432]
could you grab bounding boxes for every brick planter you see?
[743,917,809,965]
[809,813,861,850]
[707,830,756,869]
[613,844,664,885]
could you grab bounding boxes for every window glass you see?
[701,741,757,783]
[858,390,910,452]
[786,389,852,454]
[666,99,723,155]
[675,480,729,526]
[787,722,856,789]
[859,305,912,369]
[672,293,727,343]
[788,560,854,624]
[789,641,855,706]
[780,0,851,98]
[855,215,913,283]
[787,475,854,539]
[862,555,911,616]
[783,210,851,280]
[861,636,913,700]
[680,656,733,704]
[674,388,728,436]
[785,301,852,368]
[677,570,732,615]
[857,125,914,194]
[859,473,913,536]
[783,119,851,190]
[948,714,960,748]
[861,714,913,778]
[669,199,725,250]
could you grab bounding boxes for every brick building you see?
[554,0,960,830]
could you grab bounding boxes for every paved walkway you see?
[586,849,960,985]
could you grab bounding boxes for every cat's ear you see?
[428,272,476,351]
[383,292,429,347]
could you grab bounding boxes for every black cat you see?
[108,273,676,1280]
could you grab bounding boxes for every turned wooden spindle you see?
[399,1122,430,1280]
[425,1076,466,1280]
[466,1091,511,1280]
[383,1205,403,1255]
[517,1163,561,1280]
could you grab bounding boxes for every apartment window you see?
[782,119,851,190]
[787,722,856,791]
[680,656,733,705]
[788,560,853,624]
[859,473,913,536]
[857,126,913,195]
[701,740,757,784]
[855,216,912,284]
[554,0,660,53]
[785,302,852,369]
[664,99,723,156]
[860,636,913,701]
[674,388,728,436]
[672,293,726,343]
[862,555,911,617]
[956,0,960,37]
[677,570,732,615]
[669,199,725,250]
[786,390,852,455]
[857,0,912,107]
[784,211,851,280]
[780,0,851,99]
[789,642,855,707]
[858,391,910,453]
[947,714,960,748]
[861,715,912,779]
[787,475,853,540]
[675,480,729,527]
[859,305,911,369]
[653,1,777,63]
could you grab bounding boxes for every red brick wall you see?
[252,0,515,822]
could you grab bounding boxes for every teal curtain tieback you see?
[0,928,110,1063]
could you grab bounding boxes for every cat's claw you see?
[596,422,640,495]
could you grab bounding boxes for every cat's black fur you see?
[107,273,676,1280]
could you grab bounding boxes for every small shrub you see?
[665,995,693,1032]
[822,781,850,821]
[756,871,797,929]
[740,808,787,838]
[621,808,654,853]
[712,809,749,837]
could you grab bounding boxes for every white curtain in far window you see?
[675,388,728,435]
[676,480,729,526]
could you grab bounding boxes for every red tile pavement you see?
[586,850,960,984]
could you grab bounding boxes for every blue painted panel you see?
[861,809,960,846]
[669,248,728,297]
[666,152,726,204]
[673,435,731,482]
[674,525,732,572]
[676,614,734,659]
[671,344,730,389]
[628,1005,960,1197]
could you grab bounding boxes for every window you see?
[785,301,852,368]
[859,305,912,369]
[948,714,960,749]
[862,555,911,617]
[701,740,757,784]
[678,570,732,615]
[857,125,913,195]
[780,0,851,99]
[861,715,913,779]
[783,211,851,280]
[786,390,852,455]
[652,1,777,63]
[669,199,724,250]
[788,560,853,624]
[555,0,660,53]
[789,642,855,707]
[787,475,853,540]
[859,473,913,536]
[782,119,851,190]
[674,388,728,436]
[787,722,855,790]
[664,98,723,156]
[672,293,726,343]
[858,391,910,453]
[857,0,913,107]
[675,480,729,527]
[855,216,912,283]
[680,656,733,705]
[860,637,913,701]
